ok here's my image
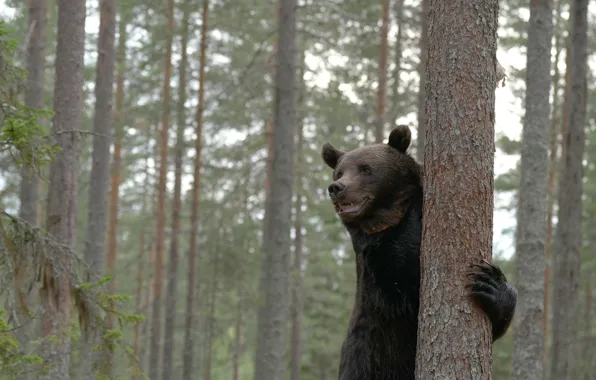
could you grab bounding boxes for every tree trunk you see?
[148,0,175,376]
[182,1,208,378]
[581,276,592,379]
[16,0,46,370]
[374,0,390,143]
[550,0,588,377]
[390,0,404,126]
[414,1,499,379]
[510,0,553,378]
[40,0,86,377]
[416,0,429,162]
[203,246,219,380]
[253,0,297,377]
[82,0,117,375]
[161,2,190,378]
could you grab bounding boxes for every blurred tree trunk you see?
[182,1,209,378]
[148,0,175,376]
[580,276,592,379]
[510,0,552,378]
[40,0,86,377]
[390,0,404,125]
[16,1,46,372]
[415,0,499,379]
[253,0,297,377]
[544,0,565,356]
[162,2,190,378]
[550,0,588,377]
[82,0,117,376]
[416,0,429,162]
[374,0,389,143]
[203,242,220,380]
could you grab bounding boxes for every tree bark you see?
[510,0,553,378]
[161,2,190,378]
[550,0,588,377]
[148,0,175,376]
[40,0,86,377]
[416,0,429,162]
[374,0,390,143]
[253,0,297,377]
[415,1,499,379]
[181,1,208,378]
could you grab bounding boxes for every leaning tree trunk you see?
[415,1,499,379]
[510,0,553,378]
[550,0,588,377]
[40,0,86,378]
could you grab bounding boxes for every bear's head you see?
[321,125,422,234]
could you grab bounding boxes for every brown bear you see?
[321,125,517,380]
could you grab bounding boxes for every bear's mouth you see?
[335,198,369,216]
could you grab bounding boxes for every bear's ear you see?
[321,143,344,169]
[387,125,411,153]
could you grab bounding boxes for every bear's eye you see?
[359,165,372,175]
[336,171,343,180]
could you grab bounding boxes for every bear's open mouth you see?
[335,198,368,215]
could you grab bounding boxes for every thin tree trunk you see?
[182,1,208,378]
[16,1,46,371]
[510,0,553,378]
[374,0,390,143]
[40,0,86,377]
[253,0,297,377]
[550,0,588,376]
[148,0,175,376]
[581,276,592,379]
[161,2,190,378]
[415,0,499,379]
[82,0,117,376]
[203,246,219,380]
[416,0,429,162]
[390,0,404,126]
[544,0,565,354]
[232,287,244,380]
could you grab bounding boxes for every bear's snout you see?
[328,182,346,198]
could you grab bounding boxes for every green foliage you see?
[0,310,43,379]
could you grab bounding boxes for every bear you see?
[321,125,517,380]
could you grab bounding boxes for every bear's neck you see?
[345,191,423,317]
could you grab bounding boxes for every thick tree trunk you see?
[148,0,175,376]
[550,0,588,377]
[253,0,297,377]
[82,0,117,376]
[415,1,499,379]
[161,3,190,378]
[374,0,390,143]
[40,0,86,378]
[181,1,208,378]
[416,0,429,162]
[510,0,553,378]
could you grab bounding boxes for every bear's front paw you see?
[466,260,517,341]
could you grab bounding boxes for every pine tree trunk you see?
[253,0,297,377]
[390,0,404,125]
[510,0,552,378]
[40,0,86,377]
[415,1,499,379]
[203,248,219,380]
[182,1,208,378]
[374,0,390,143]
[416,0,429,162]
[82,0,117,376]
[16,1,46,371]
[148,0,175,376]
[550,0,588,377]
[161,2,190,378]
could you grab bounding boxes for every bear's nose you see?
[328,182,345,198]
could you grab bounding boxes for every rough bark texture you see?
[40,0,86,377]
[414,1,499,379]
[82,0,117,375]
[374,0,389,144]
[510,0,553,378]
[161,3,189,378]
[148,0,175,376]
[252,0,297,377]
[416,0,428,163]
[181,1,208,378]
[550,0,588,377]
[16,0,46,368]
